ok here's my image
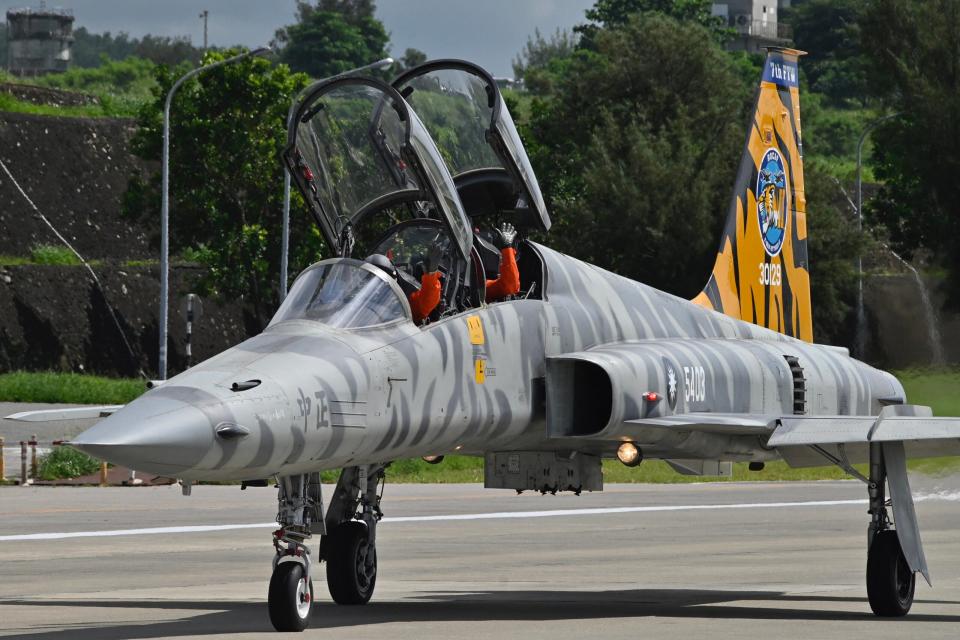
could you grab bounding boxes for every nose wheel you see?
[268,561,314,632]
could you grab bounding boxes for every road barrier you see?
[0,436,4,480]
[30,433,38,478]
[20,440,30,486]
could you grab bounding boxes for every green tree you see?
[394,48,427,74]
[512,28,577,94]
[575,0,730,46]
[525,13,751,297]
[782,0,868,107]
[123,50,318,327]
[804,165,869,344]
[71,28,202,68]
[860,0,960,304]
[273,0,389,78]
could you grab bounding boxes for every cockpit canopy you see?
[270,258,411,329]
[281,61,551,326]
[284,77,472,261]
[392,60,551,231]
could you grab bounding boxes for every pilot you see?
[366,246,443,325]
[484,222,521,301]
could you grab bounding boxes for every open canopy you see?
[283,76,472,261]
[391,60,551,232]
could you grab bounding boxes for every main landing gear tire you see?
[867,530,915,617]
[326,521,377,605]
[268,561,314,632]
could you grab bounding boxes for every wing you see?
[768,404,960,467]
[4,405,123,422]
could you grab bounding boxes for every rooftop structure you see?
[5,4,75,76]
[712,1,791,53]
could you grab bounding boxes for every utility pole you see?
[199,10,209,50]
[159,47,271,380]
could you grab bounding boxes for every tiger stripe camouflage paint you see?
[71,239,902,481]
[693,48,813,342]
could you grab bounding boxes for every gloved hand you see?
[493,222,517,250]
[424,241,444,273]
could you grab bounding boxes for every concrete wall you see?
[0,263,250,378]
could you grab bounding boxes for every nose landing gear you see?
[268,465,385,631]
[268,472,323,632]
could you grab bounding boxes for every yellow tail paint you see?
[693,48,812,342]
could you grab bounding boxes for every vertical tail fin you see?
[693,48,812,342]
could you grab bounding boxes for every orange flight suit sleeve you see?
[409,271,441,324]
[485,247,520,301]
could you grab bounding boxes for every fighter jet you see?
[14,49,960,631]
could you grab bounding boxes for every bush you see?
[37,446,102,480]
[29,244,80,265]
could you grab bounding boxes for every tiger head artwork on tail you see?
[693,47,812,342]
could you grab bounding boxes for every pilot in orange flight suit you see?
[408,268,442,324]
[484,222,520,301]
[366,248,444,325]
[409,223,521,322]
[368,223,521,325]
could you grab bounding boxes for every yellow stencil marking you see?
[466,315,484,345]
[474,358,486,384]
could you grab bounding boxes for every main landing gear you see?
[865,443,914,616]
[814,440,925,617]
[268,464,386,632]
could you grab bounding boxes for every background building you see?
[712,0,792,53]
[5,4,74,76]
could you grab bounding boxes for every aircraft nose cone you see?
[71,397,214,476]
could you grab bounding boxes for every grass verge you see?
[0,92,118,119]
[0,372,144,404]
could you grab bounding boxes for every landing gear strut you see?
[269,472,323,632]
[866,443,914,617]
[320,464,385,605]
[267,465,386,631]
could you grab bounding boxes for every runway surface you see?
[2,481,960,639]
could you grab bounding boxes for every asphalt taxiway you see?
[2,481,960,639]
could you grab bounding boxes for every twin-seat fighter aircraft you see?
[13,49,960,631]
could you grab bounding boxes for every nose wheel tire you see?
[326,521,377,605]
[268,561,314,632]
[867,530,915,617]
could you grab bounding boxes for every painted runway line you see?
[0,498,868,541]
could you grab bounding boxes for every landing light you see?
[617,442,642,467]
[422,455,444,465]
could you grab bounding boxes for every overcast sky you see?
[2,0,595,77]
